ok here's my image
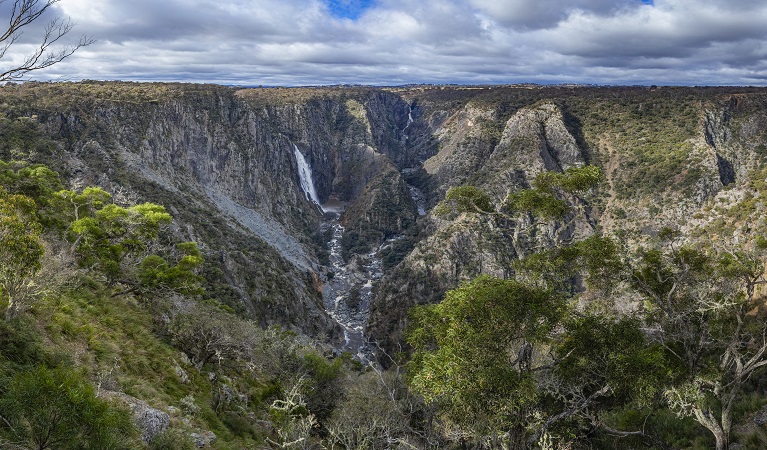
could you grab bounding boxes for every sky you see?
[4,0,767,86]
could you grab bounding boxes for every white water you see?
[321,216,381,364]
[293,144,323,210]
[290,145,375,361]
[409,185,427,216]
[403,105,414,131]
[401,105,414,140]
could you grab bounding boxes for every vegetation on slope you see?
[6,83,767,450]
[407,172,767,450]
[0,156,426,449]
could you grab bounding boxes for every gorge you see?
[4,82,767,354]
[5,81,767,447]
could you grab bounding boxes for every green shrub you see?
[148,428,197,450]
[0,365,138,449]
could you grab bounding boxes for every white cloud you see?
[2,0,758,85]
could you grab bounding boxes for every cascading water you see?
[321,220,378,364]
[292,143,377,363]
[293,144,323,209]
[401,104,414,140]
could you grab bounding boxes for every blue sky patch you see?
[640,0,654,5]
[326,0,374,20]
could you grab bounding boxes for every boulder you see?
[100,391,170,443]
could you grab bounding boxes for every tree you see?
[136,242,204,297]
[435,166,602,255]
[266,376,321,450]
[54,186,111,223]
[632,242,767,450]
[0,365,137,449]
[407,275,566,446]
[0,189,43,321]
[326,370,413,450]
[543,314,666,446]
[168,301,260,370]
[437,166,602,222]
[0,161,61,204]
[407,167,614,447]
[0,0,93,81]
[59,188,173,282]
[411,214,767,449]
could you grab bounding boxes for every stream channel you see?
[320,203,379,364]
[294,144,427,365]
[318,187,425,364]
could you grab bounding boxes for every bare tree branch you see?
[0,0,93,81]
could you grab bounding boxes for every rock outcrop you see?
[100,391,170,443]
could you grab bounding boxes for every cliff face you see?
[0,82,424,340]
[3,84,336,337]
[368,86,767,357]
[4,82,767,349]
[368,100,596,354]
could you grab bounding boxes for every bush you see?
[148,428,197,450]
[0,365,138,449]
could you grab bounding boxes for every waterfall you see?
[402,105,414,133]
[293,144,323,209]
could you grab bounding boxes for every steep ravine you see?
[295,140,419,362]
[0,83,435,343]
[5,82,767,357]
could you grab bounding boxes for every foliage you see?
[168,301,260,370]
[137,241,204,296]
[0,365,137,449]
[50,186,205,296]
[0,160,62,204]
[0,189,43,321]
[326,370,419,450]
[437,166,602,223]
[0,317,50,373]
[436,185,494,216]
[630,242,767,450]
[407,275,565,437]
[301,352,344,424]
[0,116,58,162]
[147,428,197,450]
[555,315,667,407]
[407,231,767,448]
[506,166,603,220]
[66,198,172,279]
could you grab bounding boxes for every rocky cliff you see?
[3,82,767,352]
[0,82,423,340]
[369,85,767,357]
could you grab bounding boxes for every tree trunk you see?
[4,299,14,322]
[720,401,733,450]
[713,428,727,450]
[695,408,728,450]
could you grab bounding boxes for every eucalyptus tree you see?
[406,166,654,447]
[632,241,767,450]
[407,164,767,449]
[0,189,42,321]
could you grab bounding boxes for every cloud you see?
[1,0,758,85]
[469,0,628,30]
[547,0,767,58]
